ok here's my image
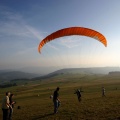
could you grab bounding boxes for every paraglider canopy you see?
[38,27,107,53]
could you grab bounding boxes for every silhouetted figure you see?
[53,87,60,114]
[102,87,105,97]
[9,94,16,120]
[74,89,81,102]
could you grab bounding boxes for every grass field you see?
[0,74,120,120]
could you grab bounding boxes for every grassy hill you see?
[33,67,120,81]
[0,73,120,120]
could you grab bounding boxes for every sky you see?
[0,0,120,74]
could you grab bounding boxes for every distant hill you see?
[109,71,120,75]
[1,67,120,83]
[0,71,40,83]
[33,67,120,80]
[51,67,120,74]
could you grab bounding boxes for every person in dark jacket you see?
[74,89,81,102]
[102,87,106,97]
[9,94,16,120]
[53,87,60,114]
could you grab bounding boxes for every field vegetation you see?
[0,74,120,120]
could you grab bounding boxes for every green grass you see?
[0,74,120,120]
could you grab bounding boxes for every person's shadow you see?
[32,113,54,120]
[115,117,120,120]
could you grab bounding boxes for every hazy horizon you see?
[1,66,120,75]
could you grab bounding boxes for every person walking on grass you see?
[74,89,81,102]
[102,87,106,97]
[1,91,12,120]
[53,87,61,114]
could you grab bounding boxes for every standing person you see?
[102,87,105,97]
[1,91,12,120]
[53,87,60,114]
[74,89,81,102]
[9,94,16,120]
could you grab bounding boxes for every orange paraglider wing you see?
[38,27,107,53]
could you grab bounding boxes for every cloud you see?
[59,36,82,48]
[0,12,30,38]
[0,6,48,57]
[16,47,37,55]
[0,6,46,40]
[47,43,60,51]
[25,25,46,41]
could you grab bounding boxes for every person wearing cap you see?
[53,87,61,114]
